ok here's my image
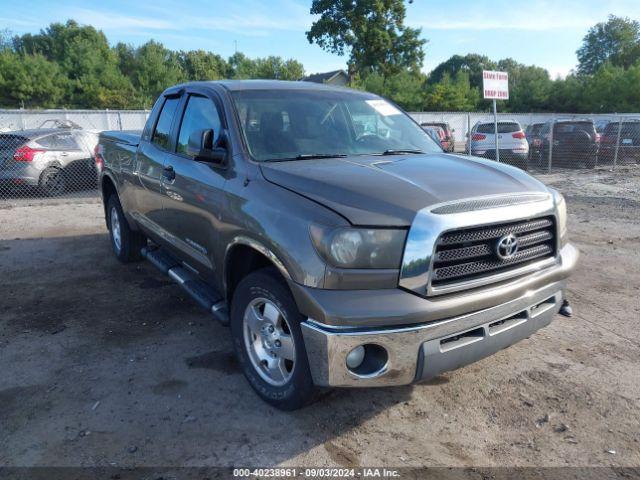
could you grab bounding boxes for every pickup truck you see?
[97,80,578,410]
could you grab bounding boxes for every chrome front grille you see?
[431,217,556,288]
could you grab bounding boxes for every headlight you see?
[551,189,568,245]
[310,225,407,269]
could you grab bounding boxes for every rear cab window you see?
[152,97,181,150]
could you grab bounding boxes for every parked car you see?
[98,80,577,410]
[421,125,446,150]
[594,119,611,135]
[525,122,545,162]
[535,120,599,169]
[469,120,529,169]
[420,122,455,152]
[0,125,98,196]
[597,120,640,165]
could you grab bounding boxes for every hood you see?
[260,153,549,226]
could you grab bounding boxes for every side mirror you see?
[187,129,226,164]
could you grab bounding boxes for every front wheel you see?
[230,268,317,410]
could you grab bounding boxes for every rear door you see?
[133,95,181,230]
[156,91,228,276]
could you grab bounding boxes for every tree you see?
[495,59,554,112]
[179,50,227,81]
[429,54,495,91]
[253,56,305,80]
[226,52,258,78]
[13,20,134,108]
[128,41,185,107]
[423,71,480,111]
[306,0,426,78]
[352,70,426,111]
[577,15,640,75]
[0,51,68,108]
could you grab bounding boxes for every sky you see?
[1,0,638,78]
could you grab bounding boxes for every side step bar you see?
[141,246,229,325]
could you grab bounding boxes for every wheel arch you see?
[101,173,119,228]
[224,236,292,303]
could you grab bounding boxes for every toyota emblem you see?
[496,233,518,260]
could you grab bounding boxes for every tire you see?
[39,167,66,197]
[106,194,146,263]
[584,155,597,169]
[230,267,317,410]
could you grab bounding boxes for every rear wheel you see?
[39,167,66,197]
[584,154,597,169]
[106,194,146,263]
[231,268,317,410]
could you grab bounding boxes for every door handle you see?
[162,165,175,182]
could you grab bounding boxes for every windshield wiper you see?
[263,153,348,162]
[295,153,348,160]
[380,149,425,156]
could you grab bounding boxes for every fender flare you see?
[223,235,293,294]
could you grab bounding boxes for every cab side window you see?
[152,97,180,150]
[177,95,222,156]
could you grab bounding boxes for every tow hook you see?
[559,299,573,317]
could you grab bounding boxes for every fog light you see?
[346,345,365,369]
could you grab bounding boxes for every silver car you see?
[0,126,98,196]
[469,120,529,169]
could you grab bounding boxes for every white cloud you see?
[69,0,311,37]
[71,9,175,31]
[547,65,575,79]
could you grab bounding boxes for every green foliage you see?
[352,70,426,111]
[125,40,186,107]
[423,71,480,111]
[577,15,640,75]
[13,20,135,109]
[0,20,306,109]
[1,15,639,114]
[306,0,426,78]
[429,54,495,91]
[0,51,68,108]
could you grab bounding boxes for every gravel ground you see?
[0,166,638,469]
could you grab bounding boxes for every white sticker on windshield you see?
[366,99,401,116]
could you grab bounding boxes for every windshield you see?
[231,89,442,161]
[554,122,594,134]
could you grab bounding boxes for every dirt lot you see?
[1,166,639,469]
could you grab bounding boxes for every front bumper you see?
[300,243,578,387]
[302,284,563,387]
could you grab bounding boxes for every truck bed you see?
[100,130,142,147]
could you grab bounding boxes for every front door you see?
[158,93,228,277]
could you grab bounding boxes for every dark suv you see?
[535,120,598,169]
[598,120,640,165]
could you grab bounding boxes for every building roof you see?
[302,70,348,84]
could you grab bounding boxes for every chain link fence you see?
[0,110,148,206]
[1,109,638,207]
[410,112,640,172]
